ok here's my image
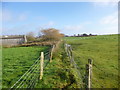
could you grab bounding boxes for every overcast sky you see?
[1,1,118,36]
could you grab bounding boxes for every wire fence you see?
[9,51,51,89]
[9,41,92,89]
[64,43,85,87]
[64,43,93,88]
[9,41,60,89]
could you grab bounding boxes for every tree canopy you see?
[26,32,35,41]
[40,28,64,41]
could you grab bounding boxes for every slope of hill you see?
[64,34,118,88]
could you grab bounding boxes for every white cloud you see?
[36,21,55,30]
[95,11,118,34]
[64,24,83,31]
[2,9,28,22]
[47,21,55,26]
[98,26,118,34]
[41,21,55,28]
[99,12,118,25]
[2,23,36,35]
[62,21,93,35]
[92,0,118,7]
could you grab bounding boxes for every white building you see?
[0,35,27,46]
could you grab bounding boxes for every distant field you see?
[2,46,49,88]
[64,34,118,88]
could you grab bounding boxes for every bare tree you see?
[40,28,64,42]
[26,32,35,41]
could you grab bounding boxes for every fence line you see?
[64,44,84,87]
[10,51,51,89]
[10,43,57,89]
[50,41,61,62]
[9,41,92,89]
[64,43,93,88]
[86,59,92,89]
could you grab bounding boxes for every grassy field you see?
[35,42,80,88]
[2,34,118,88]
[64,34,118,88]
[2,46,49,88]
[2,44,78,89]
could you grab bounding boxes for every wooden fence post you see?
[40,52,44,80]
[69,46,73,57]
[65,44,68,55]
[88,59,92,89]
[66,44,69,56]
[69,46,73,65]
[50,45,55,62]
[85,64,89,88]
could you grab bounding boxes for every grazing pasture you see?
[35,42,80,88]
[1,34,118,88]
[64,34,118,88]
[2,46,49,88]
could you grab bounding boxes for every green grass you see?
[2,46,49,88]
[35,42,80,88]
[2,34,118,88]
[2,44,79,89]
[64,34,118,88]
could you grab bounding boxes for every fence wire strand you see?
[10,51,50,89]
[64,43,85,87]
